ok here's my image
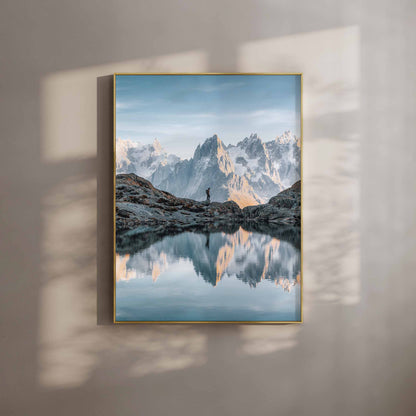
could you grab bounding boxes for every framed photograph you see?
[114,73,302,323]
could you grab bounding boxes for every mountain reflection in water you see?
[116,227,301,322]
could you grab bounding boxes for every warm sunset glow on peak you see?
[152,264,161,282]
[228,191,259,208]
[224,228,251,247]
[215,243,235,285]
[215,228,255,284]
[151,252,168,282]
[274,277,297,292]
[116,254,137,282]
[260,239,280,280]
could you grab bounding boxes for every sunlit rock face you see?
[116,131,300,208]
[117,228,300,288]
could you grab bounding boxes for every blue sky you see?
[116,74,301,158]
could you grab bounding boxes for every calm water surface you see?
[116,227,300,322]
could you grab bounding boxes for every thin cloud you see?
[248,108,295,125]
[116,100,146,110]
[193,81,246,93]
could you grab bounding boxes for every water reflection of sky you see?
[116,228,301,322]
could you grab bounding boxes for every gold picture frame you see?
[113,73,303,324]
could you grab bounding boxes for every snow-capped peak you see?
[275,130,296,144]
[239,133,261,145]
[152,138,163,153]
[116,137,180,179]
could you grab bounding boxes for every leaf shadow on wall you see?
[33,26,367,416]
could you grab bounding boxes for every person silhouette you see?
[206,187,210,203]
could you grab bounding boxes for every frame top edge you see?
[114,72,303,76]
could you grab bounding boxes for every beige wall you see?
[1,1,415,415]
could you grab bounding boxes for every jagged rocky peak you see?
[196,134,224,156]
[152,138,163,153]
[241,133,262,145]
[275,130,297,144]
[238,133,268,159]
[192,134,235,176]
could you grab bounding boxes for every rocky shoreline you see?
[243,180,301,226]
[116,173,300,233]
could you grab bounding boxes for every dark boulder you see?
[243,180,301,226]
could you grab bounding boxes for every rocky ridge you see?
[116,174,301,233]
[116,173,243,233]
[243,180,301,226]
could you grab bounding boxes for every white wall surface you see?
[0,1,415,415]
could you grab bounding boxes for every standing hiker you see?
[206,187,210,203]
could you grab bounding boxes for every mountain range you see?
[116,132,300,207]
